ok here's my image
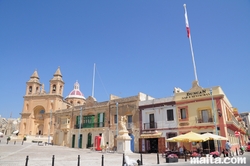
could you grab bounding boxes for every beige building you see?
[54,93,150,152]
[19,67,149,152]
[19,67,69,142]
[174,81,248,153]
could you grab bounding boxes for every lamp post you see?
[78,107,83,148]
[210,88,220,151]
[116,102,118,136]
[48,100,53,144]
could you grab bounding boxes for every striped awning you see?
[140,132,162,139]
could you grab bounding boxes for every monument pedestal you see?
[116,130,132,154]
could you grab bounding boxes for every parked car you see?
[247,142,250,152]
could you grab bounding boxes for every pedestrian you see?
[225,140,231,157]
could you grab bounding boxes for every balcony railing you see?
[143,122,157,130]
[61,123,70,130]
[127,123,133,129]
[74,122,105,129]
[197,117,213,123]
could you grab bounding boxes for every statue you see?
[119,116,127,131]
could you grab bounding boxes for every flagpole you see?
[91,63,96,97]
[183,4,198,82]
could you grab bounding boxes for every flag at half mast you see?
[184,4,190,38]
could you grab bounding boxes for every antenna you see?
[91,63,96,97]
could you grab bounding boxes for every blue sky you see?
[0,1,249,118]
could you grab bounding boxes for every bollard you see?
[52,155,55,166]
[140,153,143,165]
[122,153,125,166]
[14,141,16,145]
[77,155,80,166]
[157,152,159,164]
[185,152,187,162]
[102,154,104,166]
[25,156,29,166]
[236,148,238,156]
[22,141,24,145]
[0,140,1,143]
[7,140,8,144]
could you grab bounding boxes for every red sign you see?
[235,131,240,137]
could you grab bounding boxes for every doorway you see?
[87,132,92,148]
[72,134,75,148]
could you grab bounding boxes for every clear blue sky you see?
[0,1,249,118]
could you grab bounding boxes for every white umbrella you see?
[0,132,3,136]
[100,133,105,150]
[202,133,228,140]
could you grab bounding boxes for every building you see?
[54,92,150,152]
[19,67,69,141]
[139,96,176,153]
[174,81,248,153]
[240,112,250,141]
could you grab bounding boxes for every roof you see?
[66,81,85,99]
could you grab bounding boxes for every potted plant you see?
[23,136,27,141]
[191,152,201,158]
[7,136,11,141]
[166,153,178,163]
[210,151,220,158]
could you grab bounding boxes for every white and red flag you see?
[184,4,190,38]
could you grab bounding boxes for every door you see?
[79,134,82,148]
[129,134,134,152]
[87,132,92,148]
[72,134,75,148]
[149,114,155,128]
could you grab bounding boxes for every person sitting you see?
[196,142,201,153]
[179,146,184,158]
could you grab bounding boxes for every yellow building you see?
[174,81,247,152]
[19,67,69,142]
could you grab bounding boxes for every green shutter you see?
[103,113,105,127]
[98,113,100,127]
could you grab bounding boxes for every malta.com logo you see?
[190,155,246,164]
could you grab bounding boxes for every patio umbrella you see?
[201,133,228,153]
[166,131,209,142]
[100,133,105,150]
[202,133,228,140]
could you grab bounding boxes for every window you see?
[52,85,56,92]
[127,115,132,129]
[201,110,209,122]
[167,109,174,121]
[98,113,105,127]
[180,108,187,119]
[29,86,32,92]
[114,115,117,124]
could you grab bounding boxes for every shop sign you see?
[182,89,211,99]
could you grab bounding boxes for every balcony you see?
[127,123,133,129]
[143,122,157,130]
[197,117,214,123]
[60,123,70,130]
[74,122,105,129]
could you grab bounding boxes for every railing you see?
[127,123,133,129]
[143,122,157,130]
[60,123,70,129]
[74,122,105,129]
[197,117,213,123]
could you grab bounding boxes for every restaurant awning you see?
[140,132,162,139]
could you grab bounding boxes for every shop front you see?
[139,132,165,153]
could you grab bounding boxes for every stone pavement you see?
[0,137,189,166]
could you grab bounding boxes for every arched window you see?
[52,85,56,92]
[29,86,32,92]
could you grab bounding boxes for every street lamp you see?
[210,88,220,151]
[116,102,118,136]
[48,100,53,144]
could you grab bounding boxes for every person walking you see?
[225,140,232,157]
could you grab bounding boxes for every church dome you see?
[66,81,85,99]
